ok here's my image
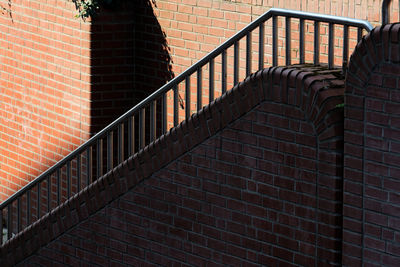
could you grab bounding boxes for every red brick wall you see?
[7,65,345,266]
[343,23,400,266]
[0,1,171,202]
[153,0,399,128]
[0,0,91,201]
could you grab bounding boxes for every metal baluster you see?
[128,116,134,156]
[222,50,227,93]
[357,27,362,43]
[197,67,202,111]
[27,190,30,226]
[328,22,334,69]
[209,58,214,102]
[314,21,320,65]
[382,0,391,24]
[234,41,239,85]
[47,176,51,212]
[17,197,20,232]
[150,101,156,142]
[185,76,190,120]
[173,85,179,127]
[162,94,167,134]
[7,205,11,240]
[118,124,124,164]
[246,32,252,76]
[107,132,113,172]
[259,22,264,70]
[86,147,92,185]
[286,17,291,66]
[67,161,71,198]
[97,139,103,178]
[139,109,145,149]
[0,208,2,245]
[37,182,41,219]
[77,154,81,192]
[273,15,278,66]
[57,169,60,205]
[299,18,305,64]
[342,25,349,70]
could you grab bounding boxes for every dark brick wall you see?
[6,65,344,266]
[343,23,400,266]
[3,23,400,266]
[90,0,173,134]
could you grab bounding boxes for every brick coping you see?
[0,64,345,266]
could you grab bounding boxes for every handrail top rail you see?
[0,8,373,209]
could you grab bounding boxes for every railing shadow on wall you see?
[0,0,174,244]
[0,7,372,246]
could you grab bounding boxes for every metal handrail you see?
[0,8,373,245]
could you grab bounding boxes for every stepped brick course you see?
[0,64,345,266]
[0,0,394,201]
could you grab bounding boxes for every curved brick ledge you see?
[343,23,400,266]
[1,64,345,266]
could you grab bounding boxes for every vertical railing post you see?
[382,0,392,24]
[86,147,92,185]
[47,176,51,212]
[77,154,81,192]
[118,124,124,164]
[57,169,60,205]
[67,161,71,199]
[173,85,179,127]
[107,132,113,172]
[37,182,41,219]
[299,18,305,64]
[17,197,20,232]
[185,76,191,120]
[197,67,202,111]
[222,50,227,93]
[357,27,362,43]
[314,21,320,65]
[209,59,214,103]
[246,32,252,76]
[0,208,2,245]
[285,16,291,65]
[342,25,349,70]
[162,94,167,133]
[7,205,11,240]
[150,101,156,142]
[272,15,278,66]
[234,41,239,85]
[328,22,334,69]
[97,139,103,177]
[139,109,145,149]
[27,190,30,226]
[259,22,264,70]
[128,116,134,157]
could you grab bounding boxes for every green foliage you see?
[336,103,345,108]
[74,0,116,19]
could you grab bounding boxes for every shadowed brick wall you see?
[0,0,398,202]
[0,0,172,202]
[343,23,400,266]
[5,65,345,266]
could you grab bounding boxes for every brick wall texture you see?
[0,0,400,265]
[6,64,345,266]
[0,0,398,202]
[1,22,400,265]
[343,24,400,266]
[0,0,91,201]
